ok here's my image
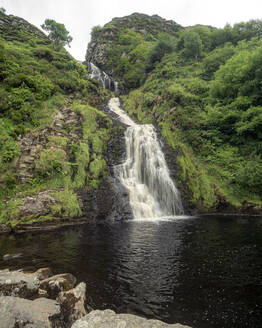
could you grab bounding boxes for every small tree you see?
[0,7,6,14]
[41,19,72,50]
[146,33,176,71]
[184,31,202,60]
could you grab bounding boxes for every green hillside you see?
[86,14,262,213]
[0,11,113,227]
[0,11,261,229]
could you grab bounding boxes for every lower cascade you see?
[108,98,184,220]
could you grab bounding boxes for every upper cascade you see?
[85,13,183,88]
[87,62,119,93]
[109,98,184,220]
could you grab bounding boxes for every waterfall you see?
[109,97,184,220]
[87,62,119,93]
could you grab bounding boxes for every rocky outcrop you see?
[0,296,62,328]
[0,268,192,328]
[18,191,58,217]
[0,11,50,43]
[0,268,77,300]
[0,268,87,328]
[39,273,77,299]
[17,102,81,184]
[85,13,182,90]
[0,268,42,299]
[57,282,89,327]
[72,309,191,328]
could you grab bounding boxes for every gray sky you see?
[1,0,262,60]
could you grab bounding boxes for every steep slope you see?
[86,14,262,214]
[85,13,182,89]
[0,11,125,229]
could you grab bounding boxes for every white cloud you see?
[1,0,262,60]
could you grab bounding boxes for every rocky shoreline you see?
[0,267,191,328]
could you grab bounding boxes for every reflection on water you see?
[0,215,262,328]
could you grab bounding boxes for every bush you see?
[35,148,68,178]
[237,158,262,192]
[0,137,20,162]
[146,33,176,71]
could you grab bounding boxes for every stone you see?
[35,267,53,280]
[0,269,40,299]
[0,296,63,328]
[18,192,57,217]
[39,273,77,299]
[57,282,89,326]
[3,253,22,261]
[72,310,192,328]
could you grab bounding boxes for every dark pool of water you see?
[0,215,262,328]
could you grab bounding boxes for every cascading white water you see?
[88,62,119,93]
[109,98,184,220]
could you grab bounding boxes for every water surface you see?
[0,215,261,328]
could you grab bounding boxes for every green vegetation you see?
[87,13,181,89]
[1,10,262,225]
[117,18,262,212]
[41,19,73,50]
[0,11,111,226]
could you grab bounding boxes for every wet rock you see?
[3,253,22,261]
[0,296,63,328]
[39,273,77,299]
[72,309,192,328]
[35,267,53,280]
[57,282,89,326]
[0,269,40,299]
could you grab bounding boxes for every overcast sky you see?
[1,0,262,60]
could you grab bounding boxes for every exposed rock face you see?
[57,282,89,327]
[18,191,58,217]
[39,273,77,299]
[0,296,62,328]
[72,309,191,328]
[17,103,81,184]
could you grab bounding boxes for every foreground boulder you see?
[72,309,191,328]
[0,268,41,299]
[58,282,89,327]
[0,268,76,300]
[0,268,191,328]
[39,273,77,299]
[0,268,88,327]
[0,296,63,328]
